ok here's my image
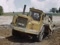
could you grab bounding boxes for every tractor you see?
[11,5,53,41]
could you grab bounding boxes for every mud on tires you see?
[32,26,45,42]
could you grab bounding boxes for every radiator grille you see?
[16,16,28,28]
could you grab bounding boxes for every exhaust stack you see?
[22,5,26,14]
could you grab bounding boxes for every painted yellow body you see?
[11,8,52,35]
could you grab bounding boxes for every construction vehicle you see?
[11,5,53,41]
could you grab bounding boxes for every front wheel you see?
[32,26,45,42]
[12,29,18,36]
[37,26,45,42]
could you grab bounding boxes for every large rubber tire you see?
[44,25,51,37]
[32,26,45,42]
[12,29,18,36]
[37,26,45,42]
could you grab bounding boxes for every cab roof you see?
[30,8,43,14]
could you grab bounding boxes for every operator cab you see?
[29,8,43,21]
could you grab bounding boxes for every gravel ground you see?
[0,25,60,45]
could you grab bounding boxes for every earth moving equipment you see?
[11,5,53,42]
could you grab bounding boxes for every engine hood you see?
[26,20,43,31]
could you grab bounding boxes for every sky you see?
[0,0,60,12]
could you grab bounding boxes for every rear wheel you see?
[44,25,51,37]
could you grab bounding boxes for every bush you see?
[0,6,3,15]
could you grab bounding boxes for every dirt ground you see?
[0,25,60,45]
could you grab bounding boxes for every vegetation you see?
[50,7,60,13]
[50,8,57,13]
[0,6,3,15]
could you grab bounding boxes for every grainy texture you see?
[0,25,60,45]
[0,25,12,37]
[49,29,60,45]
